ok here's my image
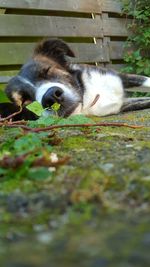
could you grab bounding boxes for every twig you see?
[0,106,23,122]
[0,121,144,132]
[0,120,27,127]
[7,120,27,125]
[32,155,70,167]
[0,153,70,169]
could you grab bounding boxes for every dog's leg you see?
[121,97,150,112]
[119,73,150,88]
[118,73,150,112]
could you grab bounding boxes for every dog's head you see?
[5,39,82,117]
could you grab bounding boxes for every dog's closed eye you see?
[39,66,52,79]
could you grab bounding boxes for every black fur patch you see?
[0,103,38,121]
[70,69,85,99]
[5,75,35,104]
[121,98,150,112]
[119,73,146,88]
[34,39,75,66]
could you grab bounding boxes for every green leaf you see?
[0,168,7,176]
[14,133,42,154]
[26,101,45,116]
[58,114,94,125]
[0,88,9,103]
[28,115,93,128]
[28,167,51,180]
[37,116,61,126]
[51,103,61,112]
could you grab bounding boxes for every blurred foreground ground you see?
[0,109,150,267]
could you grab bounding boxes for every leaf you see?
[0,89,9,103]
[28,167,51,180]
[51,103,61,112]
[58,114,94,125]
[0,167,7,176]
[28,114,93,128]
[37,116,61,126]
[14,133,42,154]
[26,101,45,116]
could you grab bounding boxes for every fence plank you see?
[103,17,131,37]
[109,41,125,60]
[0,42,109,65]
[71,43,109,63]
[0,43,35,65]
[106,63,126,71]
[102,0,122,13]
[0,0,101,13]
[0,15,102,37]
[0,76,11,83]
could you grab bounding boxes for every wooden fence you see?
[0,0,130,86]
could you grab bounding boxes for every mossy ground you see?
[0,109,150,266]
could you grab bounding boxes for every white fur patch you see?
[36,82,79,104]
[143,78,150,87]
[81,71,124,116]
[71,103,82,115]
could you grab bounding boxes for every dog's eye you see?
[39,66,51,79]
[45,66,51,74]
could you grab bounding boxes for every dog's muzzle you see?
[42,86,64,108]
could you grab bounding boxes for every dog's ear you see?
[34,39,75,65]
[5,76,35,106]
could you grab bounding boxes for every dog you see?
[4,38,150,119]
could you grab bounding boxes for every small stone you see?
[37,232,53,244]
[125,144,133,148]
[101,163,114,172]
[50,152,58,163]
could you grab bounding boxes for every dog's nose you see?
[42,86,63,108]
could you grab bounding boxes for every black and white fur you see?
[5,39,150,119]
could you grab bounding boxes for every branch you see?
[0,121,144,132]
[32,155,70,167]
[0,106,23,122]
[0,153,70,169]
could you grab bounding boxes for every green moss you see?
[0,109,150,265]
[62,135,89,149]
